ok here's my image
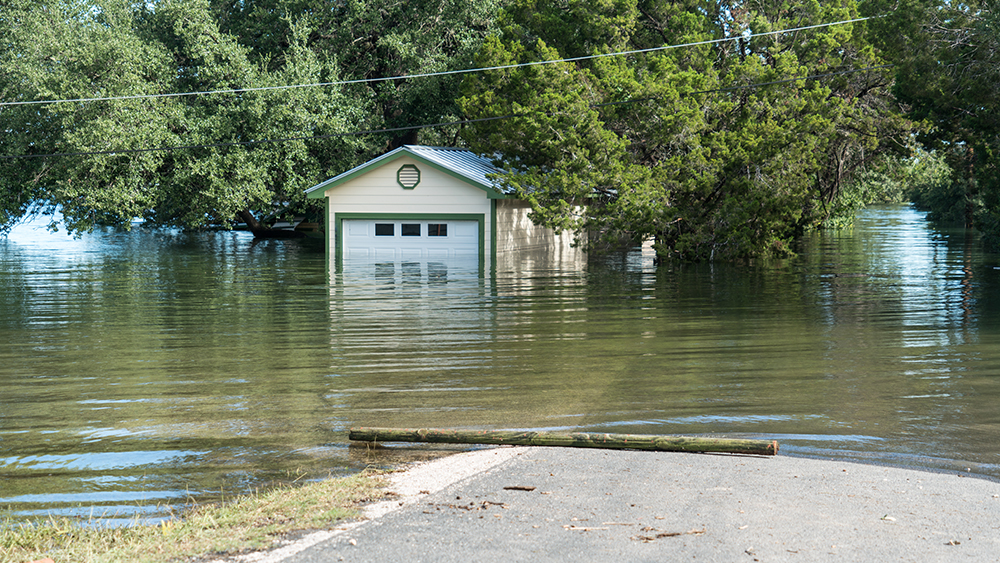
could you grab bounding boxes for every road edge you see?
[218,447,525,563]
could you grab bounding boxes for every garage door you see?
[342,219,479,261]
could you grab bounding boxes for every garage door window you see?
[428,224,447,237]
[375,223,394,236]
[401,223,421,236]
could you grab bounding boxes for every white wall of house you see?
[494,199,584,270]
[495,199,575,254]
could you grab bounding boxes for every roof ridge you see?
[405,145,475,152]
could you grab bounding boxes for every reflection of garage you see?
[342,219,479,260]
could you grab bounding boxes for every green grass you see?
[1,470,386,563]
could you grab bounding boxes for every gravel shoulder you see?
[238,447,1000,563]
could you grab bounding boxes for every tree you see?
[140,0,367,234]
[0,0,501,236]
[459,0,910,260]
[0,0,360,235]
[876,0,999,243]
[210,0,501,149]
[1,0,176,234]
[827,147,951,228]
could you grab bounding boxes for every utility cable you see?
[0,63,895,160]
[0,16,875,108]
[592,64,894,108]
[1,116,515,160]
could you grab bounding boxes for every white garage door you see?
[342,219,479,261]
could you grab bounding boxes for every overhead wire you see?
[0,16,875,108]
[591,64,894,108]
[1,15,891,160]
[0,63,895,160]
[1,115,515,160]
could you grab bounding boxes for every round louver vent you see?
[396,164,421,189]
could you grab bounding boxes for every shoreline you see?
[9,447,999,563]
[222,446,1000,562]
[774,451,1000,484]
[208,447,526,563]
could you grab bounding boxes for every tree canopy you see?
[873,0,999,244]
[458,0,910,260]
[0,0,498,236]
[2,0,996,260]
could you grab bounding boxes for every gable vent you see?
[396,164,421,189]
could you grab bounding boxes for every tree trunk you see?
[237,209,305,239]
[965,146,976,229]
[348,427,778,456]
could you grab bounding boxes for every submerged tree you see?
[0,0,500,236]
[876,0,1000,243]
[209,0,500,149]
[3,0,933,255]
[1,0,355,235]
[460,0,910,260]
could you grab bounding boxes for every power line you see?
[0,16,874,108]
[592,64,894,108]
[1,63,893,160]
[1,115,516,160]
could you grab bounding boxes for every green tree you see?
[0,0,501,236]
[460,0,909,260]
[1,0,176,233]
[139,0,366,233]
[876,1,999,242]
[210,0,500,149]
[1,0,361,235]
[825,147,952,228]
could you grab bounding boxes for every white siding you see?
[495,199,576,253]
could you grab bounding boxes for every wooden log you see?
[348,427,778,456]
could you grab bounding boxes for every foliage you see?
[874,1,1000,237]
[460,0,910,260]
[0,0,500,236]
[210,0,500,148]
[13,0,989,255]
[905,148,967,223]
[826,146,952,227]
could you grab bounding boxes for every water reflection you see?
[2,220,338,523]
[368,260,457,288]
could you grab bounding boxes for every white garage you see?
[305,145,578,270]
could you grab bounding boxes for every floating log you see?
[348,427,778,456]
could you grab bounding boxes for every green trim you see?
[396,164,421,189]
[334,213,486,269]
[490,199,498,273]
[323,197,330,270]
[306,149,506,199]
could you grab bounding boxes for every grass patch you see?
[1,470,386,563]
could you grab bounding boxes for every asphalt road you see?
[262,446,1000,563]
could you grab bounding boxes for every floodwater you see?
[2,204,999,524]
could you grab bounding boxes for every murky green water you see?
[2,204,999,524]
